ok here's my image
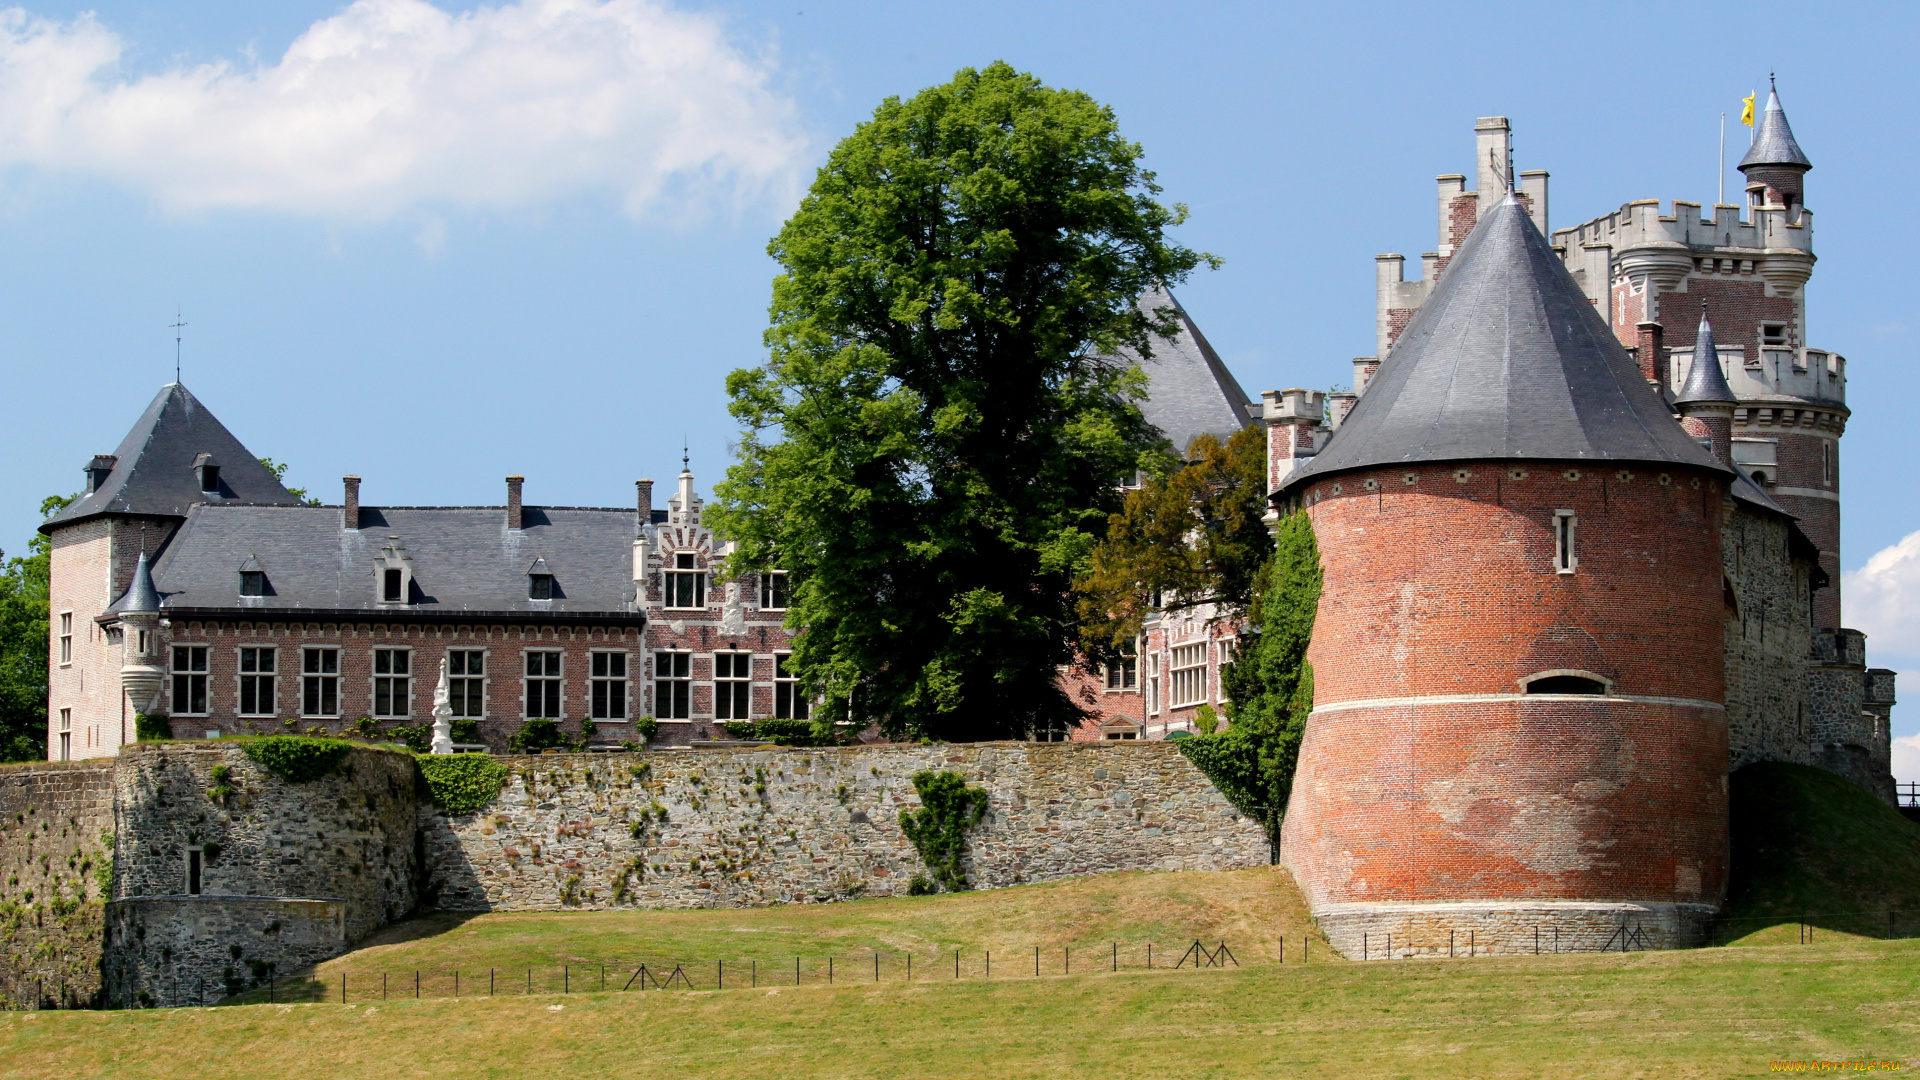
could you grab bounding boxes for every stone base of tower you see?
[1310,900,1719,959]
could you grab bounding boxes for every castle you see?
[31,87,1898,960]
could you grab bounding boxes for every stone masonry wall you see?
[0,760,116,1008]
[104,897,345,1009]
[1723,501,1812,770]
[422,741,1267,911]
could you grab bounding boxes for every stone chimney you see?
[343,475,361,530]
[1635,322,1667,390]
[637,478,654,519]
[507,475,524,530]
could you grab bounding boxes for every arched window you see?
[1522,670,1610,695]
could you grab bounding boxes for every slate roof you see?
[114,552,160,615]
[1675,306,1737,406]
[1738,86,1812,171]
[1279,196,1727,492]
[1123,290,1256,455]
[147,504,643,618]
[45,383,301,532]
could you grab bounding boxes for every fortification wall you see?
[105,744,421,1006]
[0,760,116,1009]
[422,742,1266,911]
[1723,502,1812,770]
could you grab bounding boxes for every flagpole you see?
[1719,112,1725,206]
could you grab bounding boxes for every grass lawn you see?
[4,866,1918,1077]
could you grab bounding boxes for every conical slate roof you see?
[43,383,300,532]
[1124,289,1255,456]
[113,552,161,614]
[1674,306,1737,406]
[1280,196,1725,491]
[1738,86,1812,171]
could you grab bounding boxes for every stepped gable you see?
[1125,289,1255,456]
[43,383,300,532]
[147,504,641,616]
[1281,196,1725,491]
[1738,86,1812,171]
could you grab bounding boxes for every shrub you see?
[717,718,833,746]
[633,716,659,743]
[898,770,989,892]
[415,754,509,816]
[907,873,937,896]
[450,718,481,744]
[509,718,567,754]
[134,714,172,741]
[239,736,354,783]
[1193,704,1220,735]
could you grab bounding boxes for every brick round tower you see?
[1275,196,1735,958]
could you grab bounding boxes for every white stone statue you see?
[430,656,455,754]
[717,579,748,638]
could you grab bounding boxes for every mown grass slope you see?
[1724,761,1920,943]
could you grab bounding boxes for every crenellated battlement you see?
[1551,198,1812,261]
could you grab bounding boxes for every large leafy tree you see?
[712,62,1208,741]
[0,495,75,762]
[1074,425,1273,660]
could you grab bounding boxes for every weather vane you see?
[169,309,187,384]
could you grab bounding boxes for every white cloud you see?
[1844,530,1920,658]
[0,0,805,219]
[1894,733,1920,786]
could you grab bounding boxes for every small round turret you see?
[1737,78,1812,215]
[1673,305,1737,466]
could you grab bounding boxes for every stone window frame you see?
[300,645,342,718]
[57,708,70,761]
[713,650,752,721]
[236,645,278,717]
[373,542,415,608]
[57,611,72,666]
[1553,509,1578,575]
[1518,669,1613,696]
[664,551,707,610]
[185,845,204,896]
[171,644,211,716]
[656,650,693,720]
[1145,651,1161,717]
[447,648,488,719]
[371,646,413,719]
[1168,642,1208,709]
[759,570,790,612]
[523,648,565,720]
[587,649,630,723]
[771,651,810,720]
[1102,721,1141,741]
[1103,639,1138,693]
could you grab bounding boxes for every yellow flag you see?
[1741,92,1756,126]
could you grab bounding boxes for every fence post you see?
[565,965,569,994]
[1034,946,1039,977]
[1450,930,1454,958]
[1469,930,1474,957]
[1363,933,1367,962]
[416,971,420,999]
[954,951,958,980]
[718,961,723,990]
[341,974,345,1004]
[797,957,801,986]
[1113,942,1118,971]
[875,953,879,983]
[829,957,833,984]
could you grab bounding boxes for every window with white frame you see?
[448,650,486,717]
[525,651,562,719]
[1146,652,1160,715]
[302,647,339,717]
[772,653,809,719]
[715,652,751,720]
[590,652,627,719]
[657,651,690,719]
[172,645,209,715]
[760,571,789,611]
[1553,511,1577,575]
[665,553,706,609]
[239,647,276,716]
[1169,643,1207,709]
[1104,642,1137,691]
[1216,639,1236,703]
[371,649,410,718]
[58,612,72,664]
[58,708,70,761]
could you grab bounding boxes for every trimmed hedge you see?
[238,736,354,783]
[416,754,510,816]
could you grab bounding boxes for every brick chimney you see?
[343,475,361,530]
[1635,322,1667,389]
[506,475,524,530]
[636,478,654,519]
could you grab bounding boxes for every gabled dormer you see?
[374,540,415,606]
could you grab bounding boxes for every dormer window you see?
[527,557,555,600]
[383,568,404,602]
[375,540,414,605]
[85,455,116,493]
[238,555,266,597]
[193,453,221,493]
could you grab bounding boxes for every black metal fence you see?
[182,939,1263,1007]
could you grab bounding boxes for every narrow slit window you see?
[187,848,203,895]
[1554,511,1577,574]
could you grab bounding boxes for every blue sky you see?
[2,1,1916,758]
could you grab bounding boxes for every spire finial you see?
[682,438,690,472]
[169,309,187,384]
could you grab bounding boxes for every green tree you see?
[1180,510,1321,831]
[1073,425,1273,661]
[0,494,77,762]
[258,458,320,506]
[711,62,1210,741]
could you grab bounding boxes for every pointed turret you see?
[117,551,161,614]
[115,552,166,716]
[1280,195,1723,492]
[43,383,300,533]
[1738,79,1812,214]
[1673,305,1737,466]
